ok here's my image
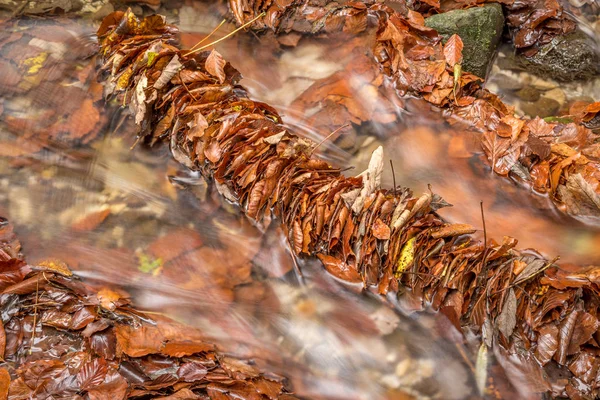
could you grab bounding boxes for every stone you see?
[516,30,599,82]
[543,88,566,107]
[492,73,523,91]
[425,4,504,78]
[521,97,560,118]
[515,86,540,102]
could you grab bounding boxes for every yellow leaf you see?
[37,259,73,277]
[116,66,133,90]
[453,63,462,100]
[22,52,48,75]
[395,236,416,277]
[147,51,158,66]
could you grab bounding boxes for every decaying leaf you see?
[496,288,517,339]
[205,50,226,84]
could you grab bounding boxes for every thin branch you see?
[183,13,266,56]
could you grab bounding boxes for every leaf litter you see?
[0,218,298,399]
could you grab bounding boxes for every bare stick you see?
[390,159,397,196]
[309,124,350,157]
[186,19,226,53]
[29,274,40,355]
[183,13,266,56]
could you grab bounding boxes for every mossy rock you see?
[515,30,599,82]
[425,4,504,78]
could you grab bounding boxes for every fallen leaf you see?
[443,34,463,67]
[205,50,226,83]
[496,288,517,339]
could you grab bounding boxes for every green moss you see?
[425,4,504,78]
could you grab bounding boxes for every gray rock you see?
[425,4,504,78]
[516,30,599,82]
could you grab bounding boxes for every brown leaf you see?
[317,254,361,283]
[535,324,559,365]
[161,341,213,357]
[443,34,463,68]
[496,288,517,339]
[205,50,226,83]
[0,320,4,360]
[87,369,128,400]
[71,208,111,232]
[372,218,391,240]
[558,173,600,218]
[431,223,476,239]
[77,358,109,391]
[555,310,578,365]
[116,324,164,357]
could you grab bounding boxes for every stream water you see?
[0,1,599,399]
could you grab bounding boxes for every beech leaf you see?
[496,288,517,339]
[205,50,226,83]
[443,34,463,68]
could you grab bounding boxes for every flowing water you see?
[0,1,599,399]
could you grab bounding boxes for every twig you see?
[183,13,266,56]
[29,274,40,355]
[179,70,198,102]
[309,124,350,157]
[186,19,226,53]
[390,159,397,196]
[480,201,489,277]
[285,236,306,286]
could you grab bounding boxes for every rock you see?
[425,4,504,78]
[516,30,599,82]
[543,88,566,107]
[93,3,114,20]
[515,87,540,102]
[521,97,560,118]
[492,73,523,91]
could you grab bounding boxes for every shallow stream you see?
[0,1,599,398]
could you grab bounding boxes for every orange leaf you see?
[317,253,361,283]
[0,368,9,399]
[443,34,463,68]
[71,208,111,232]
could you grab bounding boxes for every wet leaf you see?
[77,358,109,391]
[443,34,463,68]
[395,237,416,278]
[372,218,391,240]
[535,324,559,365]
[205,50,226,83]
[155,55,182,90]
[317,254,361,283]
[496,288,517,339]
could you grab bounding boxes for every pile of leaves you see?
[0,218,298,399]
[98,10,600,398]
[226,0,576,55]
[227,1,600,221]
